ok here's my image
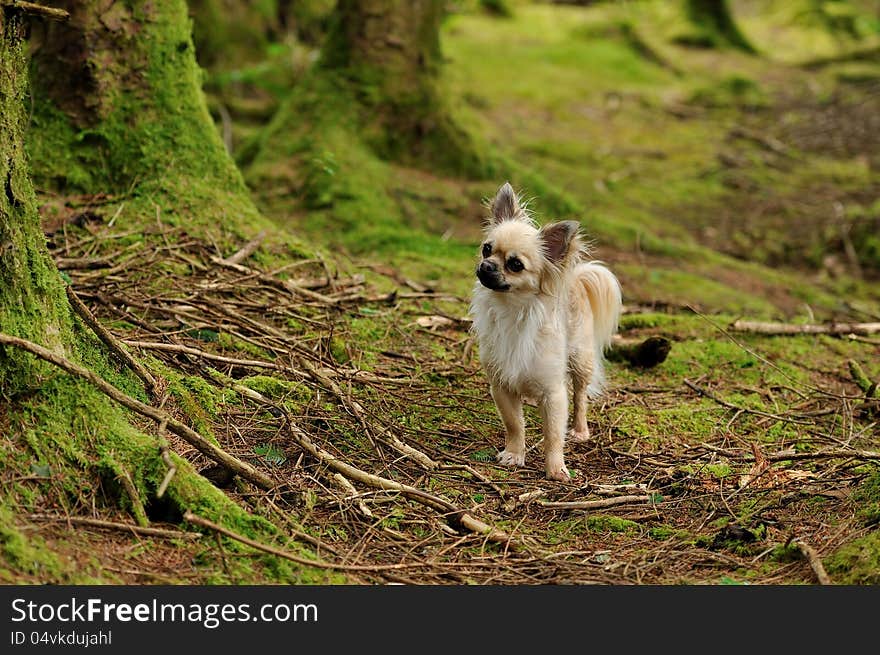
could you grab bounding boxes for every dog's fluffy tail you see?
[576,261,622,397]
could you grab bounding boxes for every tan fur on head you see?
[469,182,623,482]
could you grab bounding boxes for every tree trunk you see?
[246,0,489,190]
[1,3,312,582]
[26,0,262,234]
[326,0,487,172]
[1,10,72,393]
[683,0,756,53]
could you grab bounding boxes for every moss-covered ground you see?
[5,0,878,584]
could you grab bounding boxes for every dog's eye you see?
[506,257,524,273]
[481,243,492,258]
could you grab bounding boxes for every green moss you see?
[162,371,222,445]
[825,530,880,584]
[586,515,639,534]
[649,525,692,541]
[854,467,880,526]
[0,503,66,582]
[239,374,314,405]
[26,0,298,248]
[689,74,769,108]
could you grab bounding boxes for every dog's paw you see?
[568,428,591,444]
[546,464,571,482]
[496,450,525,467]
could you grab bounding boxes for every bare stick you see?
[156,439,177,499]
[116,467,148,528]
[1,0,69,20]
[184,512,430,572]
[222,381,511,544]
[210,256,337,304]
[794,539,832,585]
[300,357,438,470]
[123,340,298,374]
[731,320,880,336]
[28,514,197,540]
[0,332,275,491]
[701,442,880,462]
[537,495,653,510]
[67,285,157,393]
[331,473,373,518]
[684,378,813,425]
[222,230,267,266]
[285,418,510,542]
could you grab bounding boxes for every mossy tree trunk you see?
[27,0,263,234]
[683,0,756,53]
[320,0,486,173]
[1,11,73,393]
[247,0,488,181]
[1,4,315,582]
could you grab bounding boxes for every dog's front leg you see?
[540,385,570,481]
[491,384,525,466]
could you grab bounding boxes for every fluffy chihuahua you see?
[469,182,622,481]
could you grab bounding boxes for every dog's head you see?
[476,182,581,295]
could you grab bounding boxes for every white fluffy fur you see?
[469,182,622,481]
[469,260,621,398]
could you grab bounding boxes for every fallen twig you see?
[221,230,267,266]
[67,285,157,394]
[537,495,653,510]
[1,0,69,21]
[684,378,814,425]
[183,512,432,573]
[0,332,275,491]
[28,514,196,539]
[300,357,438,470]
[794,539,832,585]
[210,256,337,304]
[156,440,177,499]
[731,320,880,336]
[701,442,880,463]
[331,473,373,518]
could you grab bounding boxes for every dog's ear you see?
[539,220,580,263]
[490,182,520,224]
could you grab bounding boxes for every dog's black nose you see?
[479,260,497,274]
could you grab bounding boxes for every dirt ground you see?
[18,214,876,585]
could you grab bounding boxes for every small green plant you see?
[253,444,287,466]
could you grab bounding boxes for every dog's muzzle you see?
[476,259,510,292]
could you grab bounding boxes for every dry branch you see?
[67,285,157,393]
[537,495,653,511]
[684,378,813,425]
[1,0,68,20]
[299,357,438,470]
[123,339,295,374]
[700,442,880,462]
[221,230,267,266]
[331,473,373,518]
[28,514,197,539]
[156,434,177,499]
[184,512,426,572]
[795,539,832,585]
[731,320,880,336]
[210,256,337,304]
[0,332,275,491]
[280,409,509,544]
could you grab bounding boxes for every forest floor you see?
[12,2,880,584]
